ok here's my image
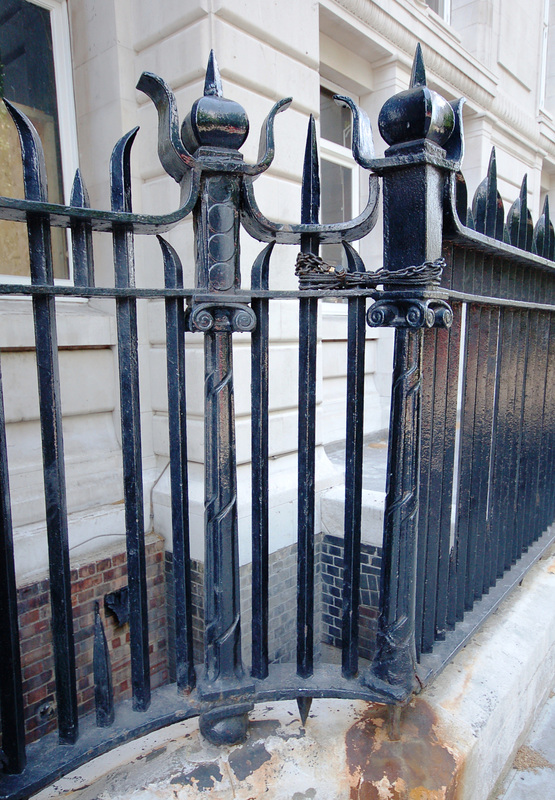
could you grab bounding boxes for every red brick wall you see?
[5,535,168,746]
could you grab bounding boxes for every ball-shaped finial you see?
[378,44,454,149]
[181,51,249,152]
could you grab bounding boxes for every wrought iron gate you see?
[1,45,555,800]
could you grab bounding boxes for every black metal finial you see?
[70,169,95,288]
[472,147,504,241]
[204,50,223,97]
[180,51,249,152]
[378,45,454,149]
[410,43,427,88]
[507,175,533,252]
[533,195,555,259]
[3,99,48,202]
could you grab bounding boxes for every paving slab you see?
[493,689,555,800]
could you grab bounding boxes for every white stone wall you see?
[6,0,555,578]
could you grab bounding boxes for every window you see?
[540,0,550,110]
[319,86,359,268]
[0,0,77,279]
[426,0,451,23]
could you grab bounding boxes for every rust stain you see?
[346,699,462,800]
[547,559,555,574]
[439,657,478,715]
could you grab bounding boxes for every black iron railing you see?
[0,45,554,800]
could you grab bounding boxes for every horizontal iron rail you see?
[0,285,554,312]
[444,213,555,274]
[0,196,198,234]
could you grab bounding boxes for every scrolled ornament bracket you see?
[366,258,453,331]
[187,301,257,333]
[367,295,453,330]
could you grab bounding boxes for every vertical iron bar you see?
[543,315,555,529]
[251,243,274,680]
[5,100,79,744]
[513,310,532,560]
[421,322,454,652]
[435,302,462,639]
[506,311,529,567]
[488,307,514,584]
[158,237,196,692]
[341,294,366,678]
[465,306,492,606]
[454,303,479,619]
[475,307,499,598]
[0,356,26,772]
[297,296,318,681]
[528,311,550,543]
[111,129,151,712]
[415,328,436,657]
[297,117,319,683]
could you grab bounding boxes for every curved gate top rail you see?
[1,45,555,800]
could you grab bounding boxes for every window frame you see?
[1,0,79,284]
[539,0,551,112]
[319,79,361,261]
[425,0,451,24]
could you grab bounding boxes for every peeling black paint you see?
[228,742,272,781]
[170,763,223,790]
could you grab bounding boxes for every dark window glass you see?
[320,87,352,150]
[0,0,68,278]
[321,158,352,267]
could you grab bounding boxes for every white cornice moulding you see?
[322,0,555,162]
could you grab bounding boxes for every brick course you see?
[2,535,167,749]
[3,530,380,753]
[320,533,381,660]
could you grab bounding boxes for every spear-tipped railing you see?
[0,44,554,800]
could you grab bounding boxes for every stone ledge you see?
[321,484,386,549]
[33,540,555,800]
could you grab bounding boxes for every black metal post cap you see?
[378,44,454,149]
[181,51,249,152]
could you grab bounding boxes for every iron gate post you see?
[364,46,459,698]
[182,57,257,744]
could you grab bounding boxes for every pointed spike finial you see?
[204,50,223,97]
[533,194,554,259]
[410,43,426,89]
[301,115,320,227]
[520,173,528,204]
[70,168,90,208]
[508,173,533,251]
[93,601,115,728]
[487,147,497,180]
[297,696,312,727]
